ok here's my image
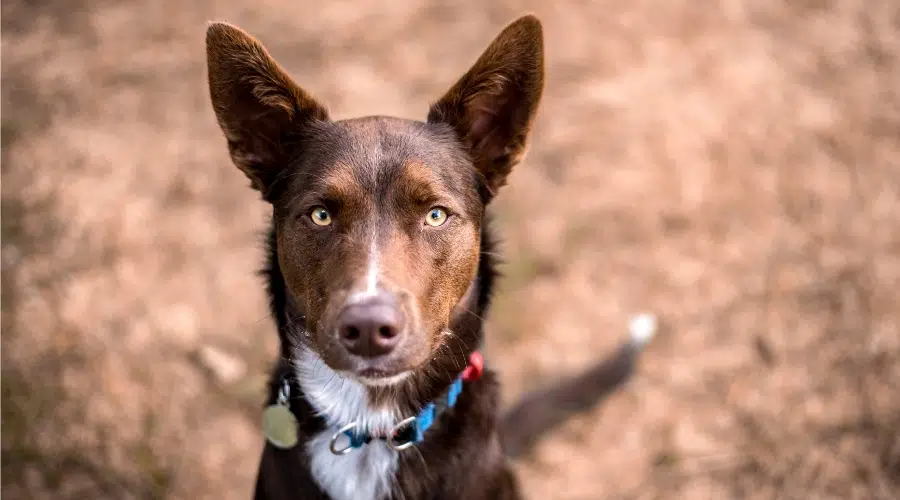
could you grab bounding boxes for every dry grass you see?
[2,0,898,498]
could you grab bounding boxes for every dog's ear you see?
[428,15,544,199]
[206,22,329,197]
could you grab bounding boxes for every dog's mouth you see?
[310,327,435,388]
[354,368,414,387]
[334,345,428,386]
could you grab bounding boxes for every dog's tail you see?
[498,314,658,458]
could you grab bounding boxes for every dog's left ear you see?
[428,15,544,199]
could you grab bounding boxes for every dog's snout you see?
[337,296,406,358]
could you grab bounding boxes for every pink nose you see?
[337,295,406,358]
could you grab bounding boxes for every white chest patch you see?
[295,348,400,500]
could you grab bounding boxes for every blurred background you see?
[2,0,898,498]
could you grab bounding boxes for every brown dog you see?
[205,14,654,500]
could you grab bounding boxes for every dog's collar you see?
[328,351,484,455]
[262,351,485,454]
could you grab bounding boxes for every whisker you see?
[456,303,489,323]
[441,329,469,367]
[439,333,463,372]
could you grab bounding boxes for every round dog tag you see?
[262,404,299,449]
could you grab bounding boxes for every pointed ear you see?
[427,15,544,199]
[206,22,329,197]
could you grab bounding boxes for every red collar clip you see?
[461,351,484,382]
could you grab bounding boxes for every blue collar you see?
[328,351,484,455]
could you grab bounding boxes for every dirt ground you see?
[2,0,899,498]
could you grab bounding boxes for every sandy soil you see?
[2,0,899,498]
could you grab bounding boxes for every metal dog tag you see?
[262,381,298,449]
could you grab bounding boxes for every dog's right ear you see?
[206,22,329,197]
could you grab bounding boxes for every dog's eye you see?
[310,206,332,226]
[425,207,448,227]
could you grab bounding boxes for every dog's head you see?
[206,16,543,386]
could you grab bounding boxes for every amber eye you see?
[310,206,332,226]
[425,207,448,227]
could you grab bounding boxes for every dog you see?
[205,14,655,500]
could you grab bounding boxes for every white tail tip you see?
[628,313,658,348]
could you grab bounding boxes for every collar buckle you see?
[387,416,418,451]
[329,422,362,455]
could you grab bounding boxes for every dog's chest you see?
[306,430,398,500]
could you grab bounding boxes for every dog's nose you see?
[337,296,405,358]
